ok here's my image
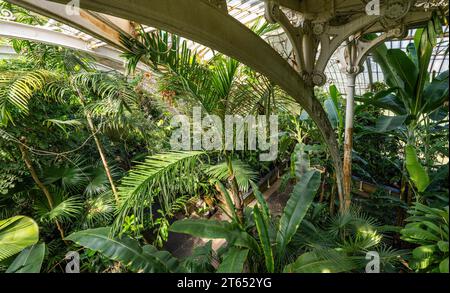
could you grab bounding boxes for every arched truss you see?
[0,20,150,71]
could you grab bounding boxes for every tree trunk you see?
[343,73,357,211]
[18,138,65,240]
[75,88,120,204]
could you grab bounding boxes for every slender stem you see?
[18,138,65,240]
[75,87,120,204]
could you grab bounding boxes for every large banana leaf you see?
[422,70,449,114]
[405,145,430,192]
[375,115,408,133]
[276,170,321,256]
[359,89,406,115]
[0,216,39,261]
[66,227,181,273]
[386,49,418,102]
[372,44,404,93]
[324,99,339,129]
[6,243,45,273]
[216,247,249,273]
[169,219,259,251]
[283,249,355,273]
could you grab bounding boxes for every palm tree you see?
[119,25,291,225]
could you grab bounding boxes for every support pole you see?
[343,72,357,211]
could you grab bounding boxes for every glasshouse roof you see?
[1,0,448,95]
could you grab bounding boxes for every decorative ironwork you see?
[0,9,15,21]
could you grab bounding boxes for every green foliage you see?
[0,69,58,124]
[6,243,45,273]
[0,216,39,261]
[405,145,430,192]
[67,227,181,273]
[114,151,204,233]
[204,159,257,192]
[170,146,323,272]
[276,170,321,257]
[216,247,249,273]
[180,241,216,273]
[401,203,449,273]
[283,249,356,273]
[33,188,84,224]
[152,195,190,248]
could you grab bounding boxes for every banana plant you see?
[0,216,39,262]
[0,216,46,273]
[363,15,448,196]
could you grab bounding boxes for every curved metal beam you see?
[0,20,125,62]
[0,20,150,71]
[7,0,134,50]
[0,45,16,59]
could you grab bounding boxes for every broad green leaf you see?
[386,49,418,98]
[329,84,340,105]
[412,245,436,260]
[284,250,355,273]
[253,205,274,273]
[373,93,406,115]
[0,216,39,261]
[250,181,270,222]
[438,241,449,253]
[324,99,339,129]
[216,247,249,273]
[422,70,449,114]
[6,243,45,273]
[276,170,321,255]
[215,181,239,223]
[375,115,408,132]
[405,145,430,192]
[439,257,449,273]
[67,227,180,273]
[372,44,404,92]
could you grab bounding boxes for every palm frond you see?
[0,69,57,122]
[113,151,205,234]
[33,188,84,224]
[43,157,89,192]
[84,164,119,197]
[203,159,257,192]
[82,192,116,228]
